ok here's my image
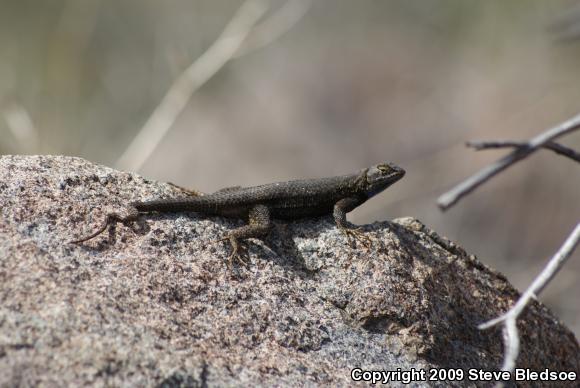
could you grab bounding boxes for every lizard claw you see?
[213,236,250,267]
[228,247,249,267]
[340,226,372,249]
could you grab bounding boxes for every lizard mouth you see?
[375,163,405,182]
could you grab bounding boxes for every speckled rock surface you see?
[0,155,578,387]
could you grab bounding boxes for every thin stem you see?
[467,140,580,163]
[478,223,580,378]
[115,0,271,172]
[437,112,580,210]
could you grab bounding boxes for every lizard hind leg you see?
[70,206,140,244]
[218,204,273,267]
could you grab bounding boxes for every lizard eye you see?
[377,164,392,174]
[364,162,405,197]
[370,163,405,180]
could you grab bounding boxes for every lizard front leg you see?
[333,197,371,247]
[222,204,272,266]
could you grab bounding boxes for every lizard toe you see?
[341,226,372,249]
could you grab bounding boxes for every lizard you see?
[71,162,405,265]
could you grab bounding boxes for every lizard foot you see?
[340,226,372,249]
[214,236,250,267]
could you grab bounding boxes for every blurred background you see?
[1,0,579,335]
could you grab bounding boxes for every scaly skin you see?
[72,162,405,265]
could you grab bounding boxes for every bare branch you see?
[437,112,580,210]
[235,0,312,58]
[467,140,580,163]
[479,223,580,379]
[115,0,271,172]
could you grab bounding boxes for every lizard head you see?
[363,162,405,198]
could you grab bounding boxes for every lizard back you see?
[133,174,363,219]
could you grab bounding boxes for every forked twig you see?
[467,140,580,163]
[115,0,270,172]
[115,0,310,173]
[478,223,580,385]
[437,112,580,210]
[234,0,312,57]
